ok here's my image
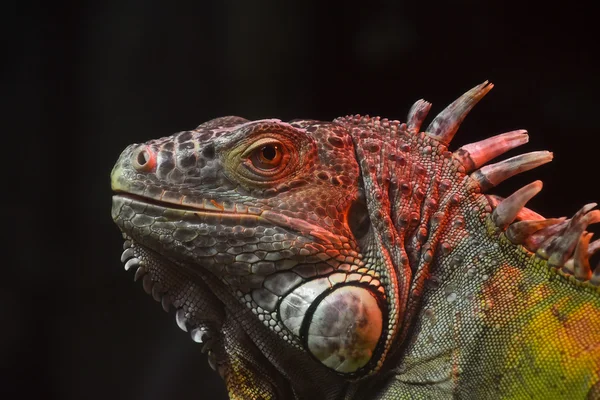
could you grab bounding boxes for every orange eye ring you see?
[251,144,284,170]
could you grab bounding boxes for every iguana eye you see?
[225,126,309,187]
[252,144,283,170]
[240,138,292,179]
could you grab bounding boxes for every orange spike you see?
[492,181,543,230]
[455,130,529,173]
[547,204,600,267]
[506,218,565,245]
[471,151,553,192]
[527,219,570,255]
[486,194,545,220]
[406,99,432,133]
[425,81,493,144]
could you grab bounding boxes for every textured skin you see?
[111,84,600,399]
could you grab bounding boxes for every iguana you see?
[110,82,600,399]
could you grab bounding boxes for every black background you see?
[5,1,600,399]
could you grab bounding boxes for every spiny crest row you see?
[344,81,599,287]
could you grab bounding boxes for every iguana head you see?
[111,115,395,388]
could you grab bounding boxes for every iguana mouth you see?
[113,192,203,212]
[112,192,240,214]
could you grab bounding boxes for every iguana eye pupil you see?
[262,145,277,160]
[253,144,283,169]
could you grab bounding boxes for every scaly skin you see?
[110,83,600,399]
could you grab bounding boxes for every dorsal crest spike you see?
[425,81,494,144]
[492,181,543,230]
[455,129,529,173]
[486,194,546,220]
[471,151,553,192]
[546,204,600,267]
[529,219,571,255]
[406,99,432,133]
[506,218,565,245]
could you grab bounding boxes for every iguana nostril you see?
[132,146,156,172]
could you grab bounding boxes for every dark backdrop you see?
[5,1,599,399]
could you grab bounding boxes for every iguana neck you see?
[341,116,468,322]
[340,114,600,397]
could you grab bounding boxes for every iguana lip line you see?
[113,192,239,215]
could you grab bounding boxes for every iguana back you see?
[110,82,600,399]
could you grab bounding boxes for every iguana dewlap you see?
[110,82,600,399]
